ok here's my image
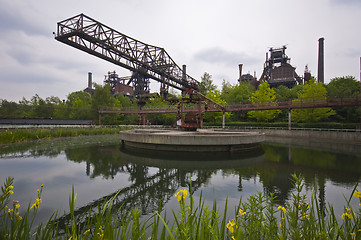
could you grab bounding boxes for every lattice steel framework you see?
[55,13,199,92]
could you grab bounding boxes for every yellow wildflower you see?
[232,236,235,240]
[278,206,286,214]
[341,212,353,220]
[8,208,13,214]
[353,191,361,198]
[350,232,355,236]
[15,203,20,210]
[84,229,90,235]
[239,209,246,216]
[279,223,282,228]
[227,220,236,233]
[31,198,42,209]
[174,189,188,202]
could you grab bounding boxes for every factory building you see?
[259,46,302,88]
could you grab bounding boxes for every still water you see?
[1,134,361,227]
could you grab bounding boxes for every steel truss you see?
[55,13,199,92]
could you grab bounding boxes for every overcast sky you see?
[1,0,361,102]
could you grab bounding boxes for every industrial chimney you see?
[182,65,187,82]
[88,72,93,89]
[317,38,324,84]
[238,64,243,82]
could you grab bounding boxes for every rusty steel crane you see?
[55,14,227,129]
[55,13,199,98]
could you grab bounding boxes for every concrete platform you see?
[119,129,265,152]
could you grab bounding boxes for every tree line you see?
[0,75,359,125]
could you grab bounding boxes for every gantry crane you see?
[55,13,199,98]
[55,14,226,129]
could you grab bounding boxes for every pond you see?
[1,133,361,228]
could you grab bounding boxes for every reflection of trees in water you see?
[56,144,216,231]
[55,165,214,232]
[63,142,361,215]
[228,143,361,207]
[3,138,361,232]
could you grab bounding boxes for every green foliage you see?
[4,174,361,239]
[221,81,255,104]
[327,76,360,122]
[146,95,176,125]
[198,72,217,95]
[327,76,360,98]
[248,82,280,122]
[66,91,93,120]
[292,79,335,122]
[203,90,230,123]
[274,85,302,102]
[92,84,122,124]
[0,127,130,144]
[115,94,138,124]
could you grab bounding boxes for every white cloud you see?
[0,0,360,101]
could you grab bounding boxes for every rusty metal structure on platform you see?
[55,13,199,98]
[259,46,302,88]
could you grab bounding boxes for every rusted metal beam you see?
[55,14,199,92]
[99,97,361,115]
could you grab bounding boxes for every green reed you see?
[0,127,129,144]
[1,174,361,239]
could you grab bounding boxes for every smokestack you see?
[238,64,243,81]
[88,72,93,89]
[318,37,324,84]
[182,65,186,82]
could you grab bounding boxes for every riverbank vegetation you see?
[0,75,360,126]
[1,174,360,239]
[0,127,129,145]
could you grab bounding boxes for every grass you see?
[1,174,361,239]
[0,127,130,144]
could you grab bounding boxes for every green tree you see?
[92,84,121,124]
[327,76,360,98]
[222,81,254,104]
[221,81,255,121]
[291,78,335,122]
[0,100,28,118]
[274,85,302,102]
[26,94,55,118]
[116,94,137,124]
[274,85,303,121]
[198,72,216,95]
[146,95,175,125]
[203,90,230,124]
[248,82,280,121]
[66,91,93,120]
[326,76,360,122]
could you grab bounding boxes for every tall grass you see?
[0,127,130,144]
[1,174,361,239]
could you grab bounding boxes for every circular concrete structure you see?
[120,129,265,152]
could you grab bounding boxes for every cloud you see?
[330,0,361,6]
[0,2,49,36]
[193,47,260,66]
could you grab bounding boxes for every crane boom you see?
[55,13,198,92]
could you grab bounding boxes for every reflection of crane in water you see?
[56,163,213,230]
